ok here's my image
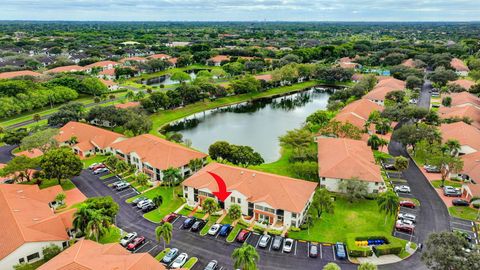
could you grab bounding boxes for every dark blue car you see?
[335,242,347,259]
[219,224,231,236]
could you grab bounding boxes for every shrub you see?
[346,232,405,257]
[289,226,301,232]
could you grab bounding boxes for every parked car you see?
[335,242,347,259]
[236,229,250,243]
[399,200,416,208]
[120,232,137,246]
[309,245,319,258]
[191,220,206,232]
[424,165,440,173]
[162,213,178,223]
[208,224,221,236]
[116,182,130,191]
[132,196,147,206]
[272,236,283,250]
[398,213,416,223]
[170,252,188,268]
[112,180,125,188]
[395,223,415,234]
[283,238,294,253]
[182,217,196,229]
[383,163,396,170]
[258,234,271,248]
[394,185,411,193]
[137,199,153,209]
[91,164,105,171]
[127,236,145,251]
[397,219,414,226]
[88,163,101,170]
[162,248,179,264]
[141,202,157,212]
[452,199,470,206]
[204,260,218,270]
[93,167,109,175]
[219,224,232,236]
[443,186,461,197]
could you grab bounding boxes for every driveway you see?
[0,144,15,163]
[72,170,356,270]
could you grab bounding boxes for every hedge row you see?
[346,231,406,257]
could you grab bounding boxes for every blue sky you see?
[1,0,480,21]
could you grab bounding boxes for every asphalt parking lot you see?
[102,175,140,199]
[450,217,478,245]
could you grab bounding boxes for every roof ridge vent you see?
[240,171,244,175]
[252,173,256,177]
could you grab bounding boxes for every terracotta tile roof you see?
[363,77,406,103]
[56,122,125,150]
[15,148,44,158]
[254,74,272,82]
[114,101,140,109]
[339,57,356,63]
[85,61,119,69]
[99,78,117,87]
[46,65,85,74]
[339,62,359,69]
[0,184,70,260]
[317,137,383,183]
[450,58,470,72]
[447,79,476,91]
[119,57,147,63]
[168,57,178,65]
[439,122,480,151]
[401,59,416,68]
[209,55,230,63]
[0,70,42,79]
[461,152,480,184]
[183,163,317,213]
[151,53,171,59]
[443,91,480,107]
[375,77,406,89]
[111,134,207,170]
[333,99,383,129]
[438,106,480,129]
[38,239,166,270]
[99,68,116,76]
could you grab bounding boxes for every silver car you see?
[283,238,294,253]
[120,232,137,246]
[258,234,271,248]
[170,252,188,268]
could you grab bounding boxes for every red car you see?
[91,164,106,171]
[236,229,251,243]
[162,213,178,223]
[396,223,415,234]
[399,200,416,209]
[126,236,145,251]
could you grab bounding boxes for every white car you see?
[170,252,188,268]
[398,213,416,223]
[208,224,221,236]
[120,232,137,246]
[258,234,271,248]
[283,238,294,253]
[93,167,109,175]
[137,199,153,209]
[394,185,411,193]
[397,219,414,226]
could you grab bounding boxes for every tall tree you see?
[394,156,409,172]
[188,158,204,173]
[155,222,173,249]
[202,197,219,216]
[377,190,399,225]
[232,243,260,270]
[20,128,59,153]
[162,167,182,197]
[228,204,243,221]
[0,156,39,182]
[85,211,111,242]
[39,147,83,185]
[338,178,368,203]
[309,188,334,220]
[134,172,150,187]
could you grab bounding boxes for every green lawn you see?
[82,155,108,169]
[288,197,395,243]
[126,186,184,223]
[149,81,320,136]
[20,178,76,191]
[98,226,123,244]
[251,147,294,178]
[449,206,479,221]
[178,207,205,219]
[431,180,463,188]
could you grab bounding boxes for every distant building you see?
[362,77,406,106]
[0,70,42,79]
[207,55,230,66]
[450,58,470,76]
[46,65,85,74]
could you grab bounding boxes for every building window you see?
[375,182,379,186]
[255,205,275,214]
[27,252,40,262]
[18,258,25,264]
[237,198,241,204]
[292,213,297,219]
[62,241,68,248]
[231,197,236,203]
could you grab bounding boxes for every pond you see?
[163,87,335,162]
[140,70,197,86]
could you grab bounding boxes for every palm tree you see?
[231,243,259,270]
[377,190,399,225]
[135,172,150,187]
[73,206,91,234]
[378,138,389,151]
[114,160,129,175]
[104,155,119,170]
[155,222,173,249]
[228,204,243,221]
[323,262,341,270]
[367,135,382,150]
[153,195,163,208]
[86,211,110,242]
[309,188,334,219]
[394,156,409,172]
[188,158,204,173]
[445,139,461,156]
[202,198,219,216]
[162,167,182,197]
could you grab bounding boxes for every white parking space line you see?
[255,236,261,248]
[133,241,149,253]
[178,223,184,229]
[244,232,251,243]
[294,241,297,256]
[268,239,273,251]
[307,242,310,257]
[117,188,133,194]
[171,216,181,225]
[451,221,474,228]
[319,244,323,259]
[146,244,159,254]
[453,227,476,234]
[120,192,137,198]
[394,231,416,239]
[332,246,336,261]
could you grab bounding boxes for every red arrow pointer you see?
[207,171,232,201]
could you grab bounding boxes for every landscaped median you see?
[226,220,249,242]
[346,231,409,259]
[155,248,170,261]
[183,257,198,269]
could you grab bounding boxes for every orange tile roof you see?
[317,137,383,183]
[0,184,70,260]
[450,58,470,72]
[401,59,416,68]
[38,239,166,270]
[0,70,42,79]
[439,122,480,151]
[85,61,119,69]
[209,55,230,63]
[114,101,140,109]
[99,68,116,76]
[362,77,406,102]
[148,54,171,60]
[111,134,206,170]
[119,57,147,63]
[438,106,480,129]
[15,148,44,158]
[461,152,480,184]
[168,57,178,65]
[333,99,383,129]
[183,163,317,213]
[448,79,476,90]
[375,77,406,89]
[99,78,117,87]
[46,65,85,74]
[443,91,480,107]
[339,62,359,69]
[254,74,272,81]
[56,122,125,150]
